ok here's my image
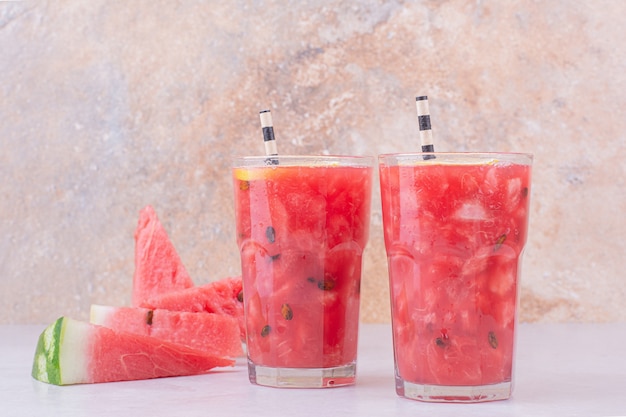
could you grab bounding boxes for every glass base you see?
[248,361,356,388]
[396,377,512,403]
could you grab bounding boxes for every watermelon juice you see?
[378,152,532,402]
[232,155,373,388]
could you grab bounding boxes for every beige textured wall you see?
[2,1,625,324]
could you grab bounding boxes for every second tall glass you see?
[232,155,373,388]
[379,152,532,402]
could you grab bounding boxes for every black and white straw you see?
[415,96,436,160]
[259,109,279,164]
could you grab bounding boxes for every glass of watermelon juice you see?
[232,155,373,388]
[378,152,532,402]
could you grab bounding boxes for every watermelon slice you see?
[132,205,194,306]
[32,317,235,385]
[90,305,243,357]
[140,276,245,340]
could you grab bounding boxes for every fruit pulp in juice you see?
[233,164,372,368]
[380,160,531,386]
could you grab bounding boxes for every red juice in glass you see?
[379,152,532,402]
[233,155,373,388]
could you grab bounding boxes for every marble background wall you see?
[2,0,625,324]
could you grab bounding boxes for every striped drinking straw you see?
[259,109,279,164]
[415,96,436,160]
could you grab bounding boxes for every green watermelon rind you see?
[32,317,92,385]
[32,317,64,385]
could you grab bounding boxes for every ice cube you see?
[455,202,487,220]
[505,178,522,212]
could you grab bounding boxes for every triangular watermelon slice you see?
[90,305,243,357]
[140,276,245,340]
[32,317,234,385]
[132,205,194,306]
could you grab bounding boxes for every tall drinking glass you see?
[233,155,373,388]
[379,152,532,402]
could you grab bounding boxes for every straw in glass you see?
[259,109,279,165]
[415,96,436,160]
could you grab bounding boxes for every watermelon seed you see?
[521,187,529,198]
[239,180,250,191]
[270,253,281,261]
[261,324,271,337]
[281,303,293,320]
[488,331,498,349]
[265,226,276,243]
[317,278,335,291]
[307,277,316,284]
[494,234,507,251]
[146,310,154,326]
[237,291,244,302]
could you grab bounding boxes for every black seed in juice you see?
[488,331,498,349]
[521,187,529,198]
[146,310,154,326]
[435,337,446,348]
[495,234,507,251]
[265,226,276,243]
[270,253,281,261]
[281,304,293,320]
[237,290,244,302]
[261,324,271,337]
[318,279,335,291]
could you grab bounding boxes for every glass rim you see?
[233,154,375,167]
[234,154,375,160]
[378,151,533,157]
[378,151,533,164]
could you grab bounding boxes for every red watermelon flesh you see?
[140,276,245,340]
[32,317,234,385]
[132,205,194,306]
[90,305,243,357]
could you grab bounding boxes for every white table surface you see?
[1,323,625,417]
